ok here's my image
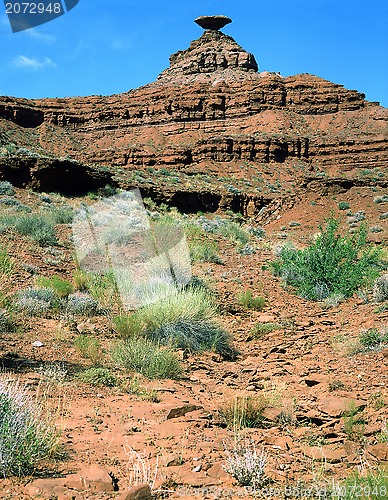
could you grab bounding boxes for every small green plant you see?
[374,194,388,204]
[189,240,223,264]
[237,290,266,311]
[272,217,381,300]
[338,201,350,210]
[253,322,281,338]
[359,328,388,349]
[77,367,117,387]
[126,377,160,402]
[74,335,102,364]
[342,402,366,441]
[36,275,74,298]
[328,379,345,392]
[0,378,60,476]
[0,246,13,275]
[112,337,182,380]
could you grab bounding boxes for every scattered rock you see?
[319,397,366,418]
[366,443,388,461]
[119,484,152,500]
[79,465,117,492]
[166,404,202,419]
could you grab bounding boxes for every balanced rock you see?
[195,15,232,31]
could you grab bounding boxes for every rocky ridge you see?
[0,19,387,216]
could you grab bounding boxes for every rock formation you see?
[0,17,387,213]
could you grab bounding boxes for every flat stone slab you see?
[195,15,232,31]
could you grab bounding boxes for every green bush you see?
[0,309,13,332]
[0,181,15,196]
[112,337,182,380]
[338,201,350,210]
[65,292,100,316]
[36,275,74,298]
[271,217,381,300]
[253,323,281,338]
[237,290,266,311]
[0,246,13,274]
[121,288,233,357]
[190,240,223,264]
[359,328,388,348]
[2,214,57,246]
[77,367,117,387]
[0,378,59,476]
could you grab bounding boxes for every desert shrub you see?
[338,201,350,210]
[3,214,57,246]
[65,292,100,316]
[112,336,182,380]
[0,246,13,275]
[238,243,256,255]
[74,335,102,364]
[271,217,381,300]
[195,216,250,245]
[373,273,388,302]
[36,275,74,298]
[219,394,270,430]
[123,288,233,357]
[359,328,388,348]
[237,290,266,311]
[48,206,73,224]
[370,226,383,233]
[77,367,117,387]
[14,288,56,315]
[189,240,223,264]
[81,272,119,310]
[0,196,22,207]
[374,194,388,204]
[0,378,59,476]
[247,226,266,238]
[0,181,15,196]
[380,212,388,220]
[223,438,266,488]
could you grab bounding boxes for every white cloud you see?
[26,29,56,44]
[13,55,56,70]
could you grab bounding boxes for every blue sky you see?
[0,0,387,107]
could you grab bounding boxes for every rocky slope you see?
[0,24,387,215]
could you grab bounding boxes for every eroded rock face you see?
[0,25,387,203]
[158,30,258,82]
[194,15,232,31]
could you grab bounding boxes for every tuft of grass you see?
[332,468,388,499]
[0,377,60,476]
[237,290,266,311]
[359,328,388,349]
[74,335,102,364]
[120,288,233,357]
[4,214,58,246]
[36,275,74,298]
[112,337,182,380]
[218,394,270,430]
[0,309,13,333]
[189,240,223,264]
[77,367,117,387]
[271,217,381,301]
[126,377,160,402]
[253,322,281,339]
[342,402,366,441]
